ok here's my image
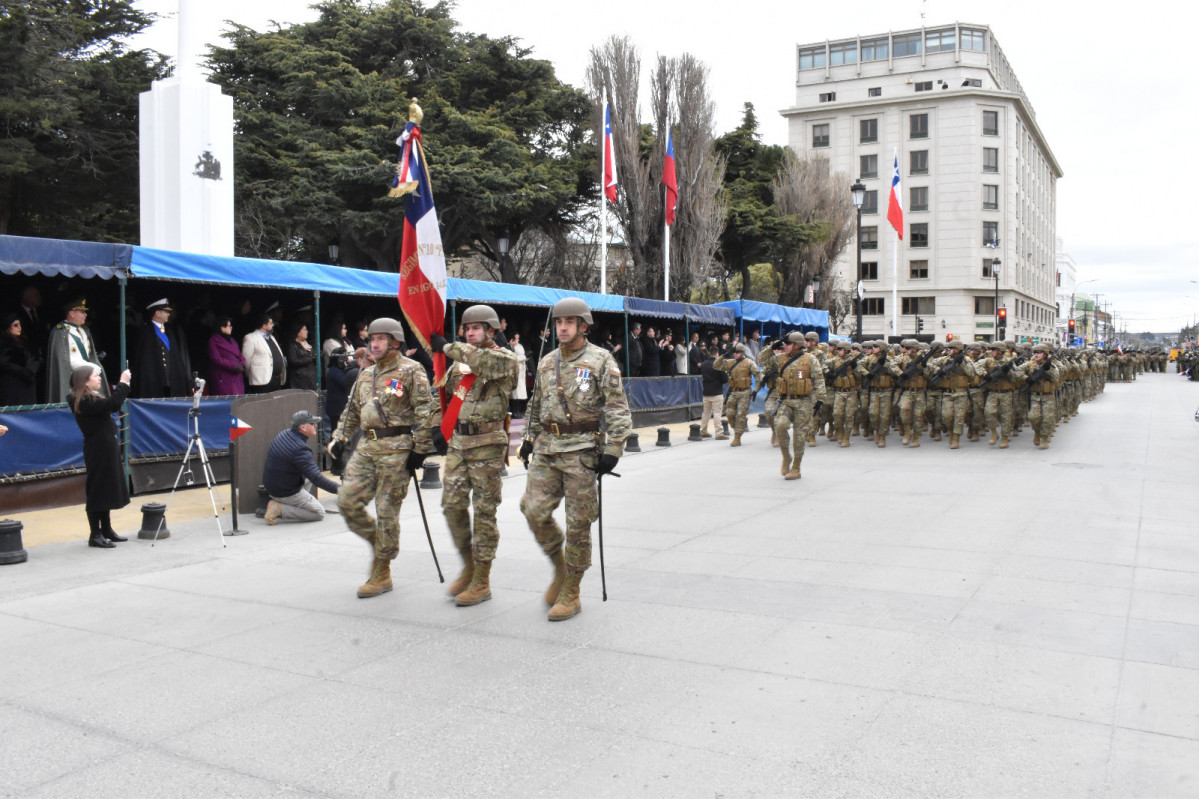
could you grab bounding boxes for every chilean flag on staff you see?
[662,129,678,225]
[603,102,618,204]
[887,153,904,239]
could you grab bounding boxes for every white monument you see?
[139,0,234,255]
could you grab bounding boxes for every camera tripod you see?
[152,386,245,545]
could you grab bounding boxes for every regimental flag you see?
[392,107,447,384]
[662,129,678,226]
[602,101,618,204]
[887,153,904,239]
[229,416,252,442]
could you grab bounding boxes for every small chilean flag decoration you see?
[230,416,252,442]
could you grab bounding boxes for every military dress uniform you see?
[521,304,631,621]
[46,301,108,404]
[772,332,826,479]
[714,345,761,446]
[333,326,440,598]
[440,335,519,605]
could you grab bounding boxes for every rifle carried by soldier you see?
[830,351,863,381]
[862,349,889,390]
[928,352,965,386]
[1020,357,1053,398]
[977,358,1016,391]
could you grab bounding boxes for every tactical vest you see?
[871,356,894,389]
[729,360,753,391]
[779,354,816,397]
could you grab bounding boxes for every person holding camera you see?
[70,363,133,548]
[262,411,340,524]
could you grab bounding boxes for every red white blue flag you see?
[229,416,252,442]
[393,119,447,383]
[662,129,678,226]
[602,102,618,204]
[886,154,904,239]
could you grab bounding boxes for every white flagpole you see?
[890,147,899,341]
[663,204,670,302]
[600,102,608,295]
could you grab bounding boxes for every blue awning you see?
[686,303,736,326]
[132,246,396,296]
[625,296,686,320]
[712,299,829,330]
[0,234,132,279]
[448,276,624,312]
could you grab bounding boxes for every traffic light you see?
[916,317,924,333]
[1068,318,1076,333]
[946,333,954,341]
[997,307,1007,338]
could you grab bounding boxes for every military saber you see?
[410,476,444,582]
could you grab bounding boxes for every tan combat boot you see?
[1033,432,1041,447]
[357,558,393,598]
[840,431,850,448]
[999,435,1010,449]
[447,548,474,596]
[455,561,492,606]
[806,433,817,447]
[876,433,886,448]
[770,429,777,446]
[784,456,802,480]
[989,430,998,445]
[949,434,960,449]
[544,549,567,605]
[264,500,283,525]
[730,431,742,447]
[548,569,584,621]
[778,437,791,476]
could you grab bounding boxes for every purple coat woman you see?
[207,318,246,395]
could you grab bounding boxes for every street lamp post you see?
[497,232,514,283]
[851,179,865,342]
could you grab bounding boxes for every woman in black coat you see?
[70,364,132,548]
[286,323,318,390]
[0,313,40,406]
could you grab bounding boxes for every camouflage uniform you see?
[758,342,782,444]
[925,340,978,447]
[855,342,902,447]
[1022,344,1062,449]
[772,333,826,478]
[964,343,986,441]
[441,340,519,582]
[826,344,861,447]
[896,341,930,447]
[334,346,439,584]
[520,337,631,599]
[976,344,1023,447]
[714,345,761,445]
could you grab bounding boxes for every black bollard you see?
[721,418,730,436]
[138,502,170,540]
[688,423,702,442]
[758,413,770,428]
[625,432,641,453]
[655,427,671,447]
[0,519,28,565]
[420,461,443,489]
[255,485,270,518]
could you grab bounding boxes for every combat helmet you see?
[367,317,405,345]
[552,297,593,325]
[785,331,805,345]
[461,304,501,331]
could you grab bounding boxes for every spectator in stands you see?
[242,313,286,393]
[688,331,704,375]
[0,313,40,406]
[641,326,661,377]
[673,331,689,376]
[132,298,192,398]
[626,323,643,377]
[510,332,528,418]
[659,330,678,376]
[350,320,370,351]
[322,320,352,361]
[70,363,133,548]
[287,323,318,390]
[746,328,761,360]
[262,411,340,524]
[206,317,246,396]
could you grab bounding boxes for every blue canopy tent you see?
[712,299,830,343]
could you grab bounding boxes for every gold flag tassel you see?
[387,100,424,198]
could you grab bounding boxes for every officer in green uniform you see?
[519,298,631,622]
[429,304,519,607]
[330,318,443,599]
[714,343,761,447]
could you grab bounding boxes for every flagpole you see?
[599,100,609,294]
[890,147,899,342]
[663,202,670,302]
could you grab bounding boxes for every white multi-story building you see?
[782,23,1062,343]
[1054,236,1077,344]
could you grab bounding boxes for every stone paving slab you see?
[1,375,1198,797]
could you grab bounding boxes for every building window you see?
[983,147,999,172]
[961,28,986,51]
[963,78,982,87]
[812,123,830,148]
[860,154,878,179]
[982,221,999,247]
[799,46,826,70]
[862,190,878,214]
[910,113,929,139]
[902,296,936,315]
[829,41,857,65]
[910,223,929,247]
[860,298,885,315]
[910,150,929,175]
[983,110,999,135]
[982,258,999,278]
[982,184,999,210]
[859,261,879,280]
[910,260,929,279]
[925,29,956,52]
[861,37,889,61]
[910,186,928,212]
[974,296,996,315]
[819,92,837,103]
[861,226,878,250]
[868,86,882,97]
[860,118,878,143]
[893,32,922,57]
[915,81,933,92]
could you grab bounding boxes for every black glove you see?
[406,451,428,472]
[519,440,534,467]
[591,453,619,476]
[813,400,823,416]
[432,427,448,455]
[328,440,344,461]
[430,333,448,352]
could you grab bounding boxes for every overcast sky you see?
[133,0,1199,333]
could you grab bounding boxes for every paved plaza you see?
[2,374,1197,797]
